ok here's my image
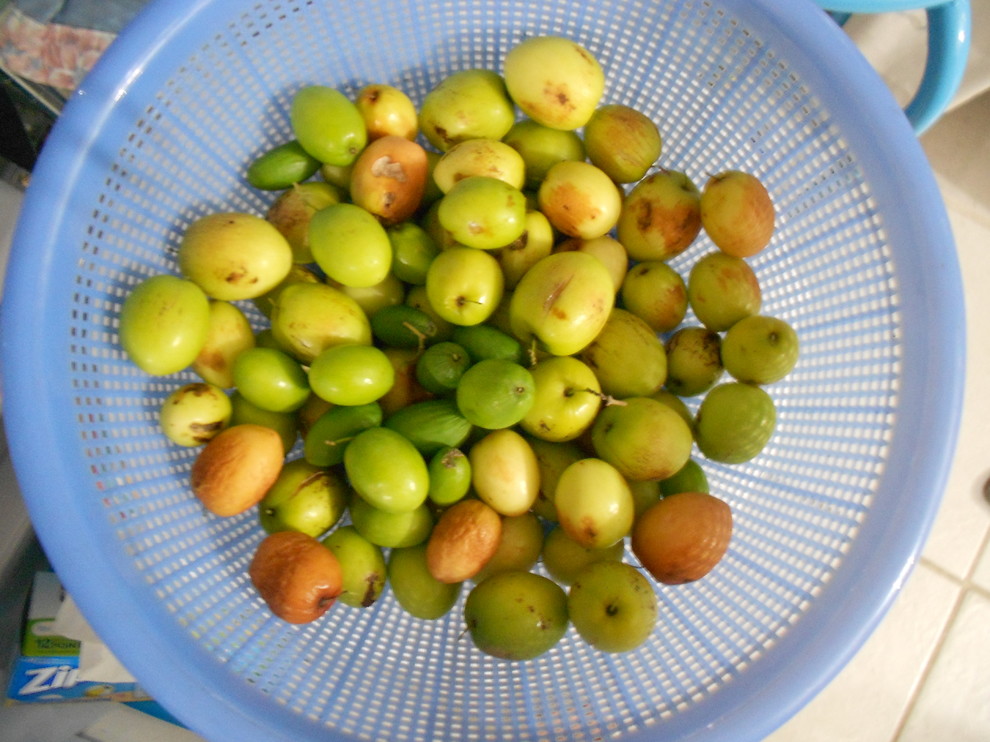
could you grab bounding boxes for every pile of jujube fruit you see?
[120,35,798,660]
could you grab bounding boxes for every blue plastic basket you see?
[0,1,965,740]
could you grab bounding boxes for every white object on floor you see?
[51,595,136,684]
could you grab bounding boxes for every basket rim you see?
[0,0,966,740]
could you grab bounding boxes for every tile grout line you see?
[889,528,990,741]
[887,565,964,742]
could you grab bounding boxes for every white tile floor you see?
[767,90,990,742]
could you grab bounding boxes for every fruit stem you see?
[582,388,627,406]
[401,320,429,353]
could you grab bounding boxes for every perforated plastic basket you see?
[0,1,965,740]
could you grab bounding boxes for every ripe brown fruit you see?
[190,423,285,516]
[425,499,503,583]
[631,492,732,584]
[249,530,343,624]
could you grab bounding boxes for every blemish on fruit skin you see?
[701,331,721,354]
[635,200,654,232]
[370,155,407,182]
[542,278,571,315]
[578,515,599,543]
[181,383,212,398]
[434,125,451,147]
[505,230,530,251]
[197,350,224,371]
[542,82,573,112]
[189,420,224,442]
[575,45,596,68]
[440,448,464,469]
[360,573,381,607]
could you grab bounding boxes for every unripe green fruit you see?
[456,359,536,431]
[591,396,694,482]
[687,251,762,332]
[664,326,724,397]
[583,104,662,183]
[415,341,471,395]
[419,69,515,151]
[694,382,777,463]
[388,544,462,620]
[259,459,348,538]
[303,403,382,467]
[472,512,544,582]
[246,139,321,190]
[308,344,395,407]
[383,398,474,456]
[437,176,527,250]
[579,308,667,399]
[541,525,624,586]
[502,118,586,189]
[322,526,387,608]
[344,427,429,513]
[464,571,569,660]
[659,458,709,497]
[349,497,434,549]
[265,182,342,264]
[120,274,210,376]
[309,202,392,288]
[388,221,440,285]
[721,315,799,385]
[290,85,367,166]
[427,447,472,506]
[228,392,297,454]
